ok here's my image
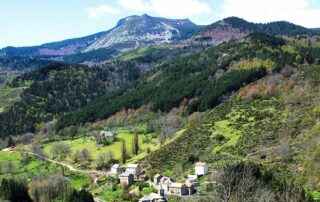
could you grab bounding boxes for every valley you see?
[1,13,320,202]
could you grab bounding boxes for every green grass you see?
[119,46,167,61]
[0,84,25,111]
[43,128,159,168]
[212,120,241,153]
[310,191,320,200]
[0,151,90,190]
[142,65,320,199]
[101,189,121,201]
[70,173,91,190]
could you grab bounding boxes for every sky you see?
[0,0,320,48]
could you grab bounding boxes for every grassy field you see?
[119,46,165,61]
[0,151,91,189]
[0,84,25,112]
[43,128,160,168]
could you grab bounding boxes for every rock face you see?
[85,14,199,52]
[0,14,200,57]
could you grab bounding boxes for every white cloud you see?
[85,5,120,19]
[221,0,320,28]
[118,0,211,17]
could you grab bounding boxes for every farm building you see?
[168,183,189,196]
[125,163,142,175]
[195,162,208,176]
[100,131,117,139]
[154,174,163,184]
[119,173,134,187]
[111,164,123,175]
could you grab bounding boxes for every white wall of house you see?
[195,164,208,175]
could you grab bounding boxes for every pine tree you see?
[7,136,14,147]
[131,133,139,155]
[134,133,139,155]
[121,140,127,164]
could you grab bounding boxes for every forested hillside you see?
[57,33,319,130]
[203,17,318,37]
[0,61,141,137]
[0,56,51,83]
[141,62,320,200]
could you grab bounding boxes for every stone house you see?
[185,182,195,195]
[154,174,163,184]
[100,131,117,139]
[125,164,142,176]
[195,162,208,176]
[119,173,134,187]
[111,164,123,175]
[168,183,189,196]
[159,177,174,191]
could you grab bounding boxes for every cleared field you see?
[0,150,91,189]
[0,84,24,112]
[43,128,159,168]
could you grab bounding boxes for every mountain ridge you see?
[194,16,319,45]
[0,14,200,57]
[1,15,318,59]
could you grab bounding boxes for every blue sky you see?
[0,0,320,48]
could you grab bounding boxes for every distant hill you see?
[312,28,320,33]
[0,14,200,57]
[194,17,318,44]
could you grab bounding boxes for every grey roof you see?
[139,193,164,201]
[120,173,133,177]
[111,164,121,168]
[126,163,140,168]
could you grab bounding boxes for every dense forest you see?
[0,61,141,137]
[204,17,318,37]
[57,33,311,129]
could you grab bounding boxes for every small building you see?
[154,174,163,184]
[195,162,208,176]
[111,164,123,175]
[159,177,174,191]
[185,174,199,186]
[139,174,148,182]
[119,173,134,187]
[185,182,195,195]
[94,177,99,184]
[139,193,166,202]
[100,131,117,139]
[168,183,189,196]
[125,164,142,175]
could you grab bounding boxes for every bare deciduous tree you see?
[50,143,71,160]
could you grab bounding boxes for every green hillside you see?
[57,33,318,130]
[141,63,320,199]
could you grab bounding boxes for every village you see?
[104,161,210,202]
[92,159,210,202]
[91,130,212,201]
[2,129,214,202]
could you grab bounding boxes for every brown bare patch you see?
[265,85,277,97]
[285,79,296,90]
[237,85,263,100]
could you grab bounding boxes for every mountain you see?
[84,14,199,52]
[194,17,318,44]
[0,14,200,57]
[57,33,320,129]
[312,28,320,33]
